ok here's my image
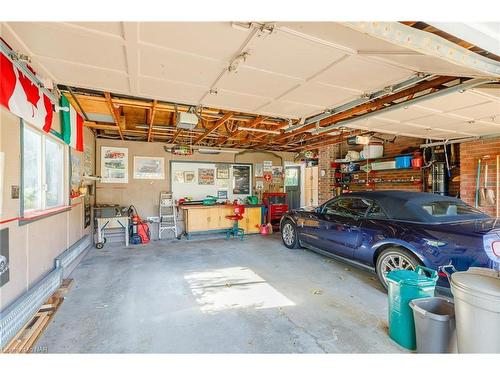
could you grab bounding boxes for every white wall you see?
[170,161,252,202]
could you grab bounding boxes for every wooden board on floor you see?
[2,279,74,354]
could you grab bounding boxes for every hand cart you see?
[92,205,129,248]
[95,216,129,249]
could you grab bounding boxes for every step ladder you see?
[159,192,178,239]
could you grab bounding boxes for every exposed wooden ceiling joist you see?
[146,100,158,142]
[217,116,265,146]
[193,112,233,145]
[104,92,124,141]
[260,76,457,146]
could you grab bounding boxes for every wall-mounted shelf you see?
[335,153,414,165]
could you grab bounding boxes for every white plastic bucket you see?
[450,267,500,353]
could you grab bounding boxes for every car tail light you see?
[492,241,500,257]
[483,234,500,263]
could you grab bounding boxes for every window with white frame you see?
[22,123,66,213]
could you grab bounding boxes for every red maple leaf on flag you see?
[18,72,40,116]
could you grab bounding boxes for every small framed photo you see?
[216,167,230,179]
[184,171,195,183]
[217,190,228,199]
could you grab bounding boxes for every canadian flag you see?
[0,52,53,132]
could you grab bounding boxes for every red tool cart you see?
[262,192,288,231]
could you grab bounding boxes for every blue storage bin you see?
[396,156,412,169]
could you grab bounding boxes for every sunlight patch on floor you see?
[184,267,295,312]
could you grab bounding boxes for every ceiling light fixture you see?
[197,148,240,154]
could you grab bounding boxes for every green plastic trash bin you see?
[387,266,438,350]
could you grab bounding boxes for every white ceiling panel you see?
[374,106,437,122]
[38,57,129,93]
[408,114,470,127]
[369,54,490,77]
[139,22,249,62]
[416,91,489,112]
[139,45,223,87]
[467,124,500,135]
[66,22,124,38]
[258,100,324,118]
[201,90,270,114]
[279,82,359,107]
[7,22,128,72]
[216,67,302,98]
[242,29,347,79]
[138,77,207,106]
[449,101,500,119]
[278,22,412,54]
[315,55,414,92]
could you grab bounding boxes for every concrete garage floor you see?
[38,234,405,353]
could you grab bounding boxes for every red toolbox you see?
[263,192,288,230]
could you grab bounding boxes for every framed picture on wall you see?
[133,156,165,179]
[173,171,184,183]
[232,165,251,195]
[184,171,195,183]
[216,167,230,179]
[255,163,263,177]
[198,168,215,185]
[217,190,228,199]
[101,146,128,183]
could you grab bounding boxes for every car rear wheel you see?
[281,220,300,249]
[376,247,422,290]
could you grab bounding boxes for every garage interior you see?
[0,19,499,355]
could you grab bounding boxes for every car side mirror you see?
[315,206,323,214]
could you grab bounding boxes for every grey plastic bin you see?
[409,297,456,353]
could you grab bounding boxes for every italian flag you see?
[60,95,83,152]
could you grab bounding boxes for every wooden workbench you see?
[179,204,262,238]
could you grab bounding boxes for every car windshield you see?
[419,200,484,219]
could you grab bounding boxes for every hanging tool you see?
[443,144,451,178]
[475,158,481,208]
[485,162,496,206]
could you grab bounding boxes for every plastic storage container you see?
[371,161,396,170]
[395,155,412,169]
[386,266,438,350]
[361,144,384,159]
[410,297,456,353]
[450,267,500,353]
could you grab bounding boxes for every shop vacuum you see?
[128,205,151,245]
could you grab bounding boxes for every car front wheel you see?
[281,220,300,249]
[376,247,422,290]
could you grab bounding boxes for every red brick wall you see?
[318,143,341,204]
[460,137,500,217]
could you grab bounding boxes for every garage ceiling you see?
[343,86,500,139]
[1,21,499,148]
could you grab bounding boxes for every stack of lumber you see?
[2,279,74,353]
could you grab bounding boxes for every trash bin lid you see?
[451,268,500,299]
[387,269,437,287]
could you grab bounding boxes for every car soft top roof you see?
[342,190,488,222]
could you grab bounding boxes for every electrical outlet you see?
[146,216,160,223]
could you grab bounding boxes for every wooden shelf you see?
[335,153,413,164]
[341,167,417,174]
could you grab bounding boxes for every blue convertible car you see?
[280,191,499,290]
